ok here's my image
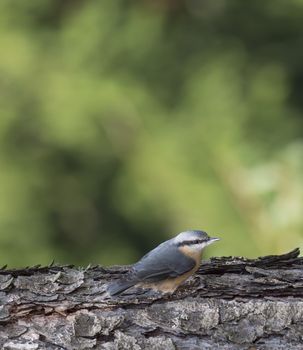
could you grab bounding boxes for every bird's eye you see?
[193,239,201,244]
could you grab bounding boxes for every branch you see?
[0,249,302,349]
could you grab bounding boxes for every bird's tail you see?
[107,280,136,296]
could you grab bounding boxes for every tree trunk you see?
[0,249,302,349]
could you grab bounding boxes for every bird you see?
[107,230,220,296]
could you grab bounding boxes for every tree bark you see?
[0,249,302,349]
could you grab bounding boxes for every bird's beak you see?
[208,237,220,244]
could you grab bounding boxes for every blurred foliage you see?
[0,0,302,266]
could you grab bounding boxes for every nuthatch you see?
[107,230,219,296]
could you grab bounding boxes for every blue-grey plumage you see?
[107,230,219,296]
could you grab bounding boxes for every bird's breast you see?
[178,245,202,266]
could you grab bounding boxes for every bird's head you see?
[173,230,220,253]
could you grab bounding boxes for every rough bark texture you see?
[0,249,302,349]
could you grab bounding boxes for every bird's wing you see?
[132,243,196,282]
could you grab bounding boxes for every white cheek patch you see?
[192,240,217,252]
[190,243,206,252]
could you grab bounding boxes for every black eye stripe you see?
[177,239,206,247]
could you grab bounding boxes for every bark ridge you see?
[0,248,302,349]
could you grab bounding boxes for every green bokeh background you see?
[0,0,303,267]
